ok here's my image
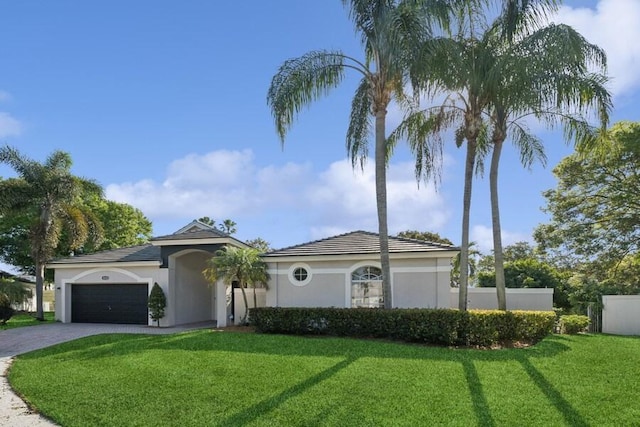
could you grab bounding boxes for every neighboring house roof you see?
[263,231,459,258]
[49,244,161,265]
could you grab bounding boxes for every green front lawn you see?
[9,331,640,426]
[0,311,55,330]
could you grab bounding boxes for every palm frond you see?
[508,122,547,169]
[347,78,373,169]
[267,50,358,143]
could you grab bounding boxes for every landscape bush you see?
[0,292,14,325]
[559,314,590,334]
[249,307,555,347]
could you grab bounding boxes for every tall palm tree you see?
[202,246,269,325]
[0,146,103,320]
[484,10,611,310]
[267,0,449,309]
[391,0,566,310]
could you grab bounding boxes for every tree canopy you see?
[535,121,640,273]
[0,146,103,319]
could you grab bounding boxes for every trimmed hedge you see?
[249,307,555,347]
[559,315,590,334]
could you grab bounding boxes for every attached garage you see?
[71,284,148,324]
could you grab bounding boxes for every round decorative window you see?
[288,263,312,286]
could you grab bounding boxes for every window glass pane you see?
[351,266,383,308]
[293,267,308,281]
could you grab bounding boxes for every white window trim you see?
[288,263,312,287]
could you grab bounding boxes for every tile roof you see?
[263,231,458,257]
[152,228,228,241]
[49,244,161,265]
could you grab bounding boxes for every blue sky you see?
[1,0,639,273]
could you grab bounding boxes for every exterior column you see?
[215,279,227,327]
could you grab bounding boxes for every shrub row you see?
[558,314,590,334]
[249,307,555,347]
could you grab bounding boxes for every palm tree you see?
[484,10,611,310]
[202,246,270,325]
[0,146,103,320]
[390,0,566,310]
[267,0,449,309]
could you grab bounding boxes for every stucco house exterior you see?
[50,221,459,327]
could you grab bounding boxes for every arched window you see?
[351,266,383,308]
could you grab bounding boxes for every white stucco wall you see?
[602,295,640,336]
[450,288,554,311]
[233,288,266,325]
[171,251,214,325]
[266,256,452,309]
[54,265,167,325]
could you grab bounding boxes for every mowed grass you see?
[0,311,55,330]
[8,331,640,426]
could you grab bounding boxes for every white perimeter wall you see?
[602,295,640,336]
[450,288,554,311]
[233,288,266,325]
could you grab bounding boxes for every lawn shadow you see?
[462,358,496,427]
[15,330,578,427]
[516,354,589,427]
[219,357,356,427]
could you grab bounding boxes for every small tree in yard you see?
[148,283,166,327]
[203,246,269,325]
[0,293,14,325]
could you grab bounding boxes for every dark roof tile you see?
[49,244,161,265]
[263,231,458,257]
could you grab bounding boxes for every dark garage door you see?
[72,284,148,324]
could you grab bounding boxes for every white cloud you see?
[106,149,312,220]
[471,224,530,254]
[0,112,22,138]
[106,150,452,244]
[553,0,640,97]
[306,159,450,240]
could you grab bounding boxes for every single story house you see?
[50,220,458,327]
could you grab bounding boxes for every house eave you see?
[48,261,162,270]
[151,237,248,247]
[261,250,459,263]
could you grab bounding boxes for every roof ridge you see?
[392,234,457,249]
[268,230,372,253]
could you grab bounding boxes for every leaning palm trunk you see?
[34,262,46,320]
[459,139,477,311]
[252,286,258,313]
[375,110,393,309]
[490,138,507,310]
[239,284,250,325]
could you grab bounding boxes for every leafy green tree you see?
[148,282,167,327]
[535,121,640,273]
[0,146,103,320]
[196,217,237,235]
[202,246,270,325]
[396,230,453,245]
[0,194,150,270]
[0,292,13,325]
[477,258,570,310]
[84,197,152,251]
[267,0,450,309]
[245,238,272,253]
[0,278,32,308]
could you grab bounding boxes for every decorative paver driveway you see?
[0,321,216,426]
